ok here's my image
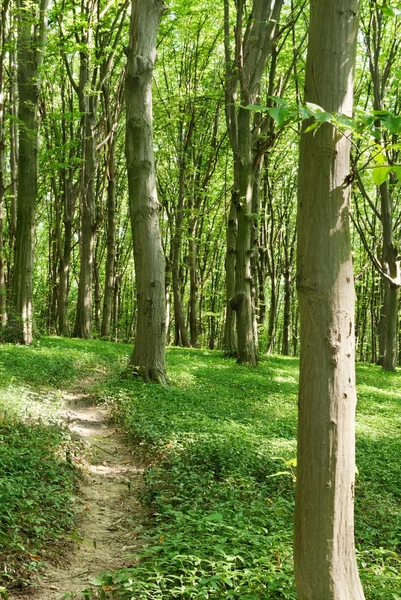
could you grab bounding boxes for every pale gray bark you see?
[11,0,49,344]
[294,1,365,598]
[125,0,166,384]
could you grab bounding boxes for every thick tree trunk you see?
[294,1,365,598]
[188,232,198,347]
[233,107,257,364]
[0,0,9,328]
[11,0,49,344]
[125,0,166,384]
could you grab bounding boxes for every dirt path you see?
[10,382,144,600]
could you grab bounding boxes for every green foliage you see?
[88,345,401,599]
[0,419,78,588]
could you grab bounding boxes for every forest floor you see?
[2,337,401,599]
[8,378,145,600]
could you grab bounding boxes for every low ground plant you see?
[93,347,401,599]
[1,339,401,598]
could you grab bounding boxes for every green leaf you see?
[392,166,401,181]
[267,105,290,128]
[314,111,332,123]
[205,512,223,522]
[299,105,313,120]
[372,146,386,164]
[372,165,392,186]
[381,5,395,16]
[304,121,320,134]
[382,113,401,134]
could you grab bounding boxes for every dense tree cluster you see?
[3,0,401,596]
[0,0,399,372]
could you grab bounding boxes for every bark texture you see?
[223,0,283,365]
[125,0,166,384]
[294,1,365,598]
[0,0,9,328]
[12,0,49,344]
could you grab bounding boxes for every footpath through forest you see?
[10,379,144,600]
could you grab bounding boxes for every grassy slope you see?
[1,338,400,598]
[0,337,128,590]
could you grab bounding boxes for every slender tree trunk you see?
[171,155,191,348]
[101,133,117,338]
[294,1,365,598]
[74,94,97,338]
[11,0,49,344]
[125,0,166,384]
[223,196,237,355]
[188,229,198,347]
[223,0,283,365]
[7,20,17,300]
[379,180,399,370]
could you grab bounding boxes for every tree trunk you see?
[11,0,49,344]
[74,95,97,339]
[379,180,399,370]
[125,0,167,384]
[7,19,17,300]
[223,194,237,355]
[101,132,117,338]
[294,1,365,598]
[223,0,283,365]
[171,153,191,348]
[0,0,9,329]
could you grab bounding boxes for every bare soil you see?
[10,382,145,600]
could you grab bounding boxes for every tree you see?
[294,0,365,598]
[223,0,284,364]
[0,0,10,328]
[356,2,401,371]
[11,0,49,344]
[125,0,167,383]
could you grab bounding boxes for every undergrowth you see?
[92,346,401,599]
[2,338,401,599]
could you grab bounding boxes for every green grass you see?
[91,346,401,600]
[1,338,401,598]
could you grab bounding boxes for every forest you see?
[1,0,401,598]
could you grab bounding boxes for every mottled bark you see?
[125,0,166,383]
[294,1,365,598]
[11,0,49,344]
[0,0,9,328]
[223,0,283,365]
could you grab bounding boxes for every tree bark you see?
[223,0,283,365]
[0,0,9,329]
[100,73,121,339]
[11,0,49,344]
[294,1,365,598]
[125,0,167,384]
